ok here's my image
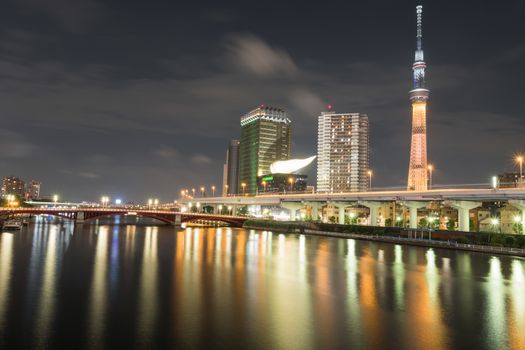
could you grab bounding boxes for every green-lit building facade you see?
[238,106,292,194]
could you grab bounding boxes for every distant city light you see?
[115,199,122,205]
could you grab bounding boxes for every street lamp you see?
[490,217,500,233]
[516,155,524,186]
[225,184,229,196]
[211,185,216,197]
[218,205,223,214]
[154,198,159,207]
[262,180,266,193]
[427,164,434,189]
[53,194,59,206]
[367,170,373,191]
[148,198,153,208]
[191,188,196,198]
[241,182,246,196]
[228,205,232,215]
[288,177,294,193]
[200,186,205,197]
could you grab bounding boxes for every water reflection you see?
[1,223,525,349]
[0,233,14,345]
[137,226,158,347]
[87,227,109,348]
[486,257,506,349]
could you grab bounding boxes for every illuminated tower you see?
[407,5,430,191]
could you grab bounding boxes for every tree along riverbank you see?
[243,220,525,258]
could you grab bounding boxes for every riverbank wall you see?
[243,220,525,258]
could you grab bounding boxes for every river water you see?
[0,217,524,349]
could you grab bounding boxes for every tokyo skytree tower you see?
[407,5,430,191]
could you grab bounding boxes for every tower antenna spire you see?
[416,5,423,51]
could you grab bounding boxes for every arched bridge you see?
[0,207,248,227]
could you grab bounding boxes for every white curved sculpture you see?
[270,156,316,174]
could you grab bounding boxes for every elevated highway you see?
[180,187,525,232]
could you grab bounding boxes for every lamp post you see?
[516,155,524,186]
[200,187,205,197]
[427,164,434,189]
[211,185,216,197]
[191,188,195,198]
[262,180,266,193]
[367,170,373,191]
[53,194,58,207]
[148,198,153,209]
[225,184,229,196]
[241,183,246,196]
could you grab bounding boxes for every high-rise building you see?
[26,180,42,200]
[238,106,291,194]
[222,140,240,196]
[1,176,25,198]
[407,5,430,191]
[317,109,369,193]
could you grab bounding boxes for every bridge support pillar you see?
[360,201,384,226]
[334,202,354,225]
[448,201,481,232]
[76,212,85,224]
[509,200,525,234]
[281,202,304,221]
[401,201,428,229]
[305,202,323,221]
[175,214,181,226]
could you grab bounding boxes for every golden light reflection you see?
[393,245,405,310]
[138,227,159,345]
[346,240,364,348]
[270,232,313,349]
[35,227,58,348]
[509,260,525,350]
[87,227,109,348]
[359,245,385,349]
[0,233,14,336]
[486,256,506,349]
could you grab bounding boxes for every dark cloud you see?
[15,0,105,32]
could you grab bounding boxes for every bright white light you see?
[492,176,498,189]
[491,218,499,225]
[514,216,522,223]
[115,199,122,205]
[270,156,316,174]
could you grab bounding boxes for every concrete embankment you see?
[243,223,525,258]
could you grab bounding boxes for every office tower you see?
[222,139,240,195]
[407,5,430,191]
[317,110,369,193]
[238,106,291,194]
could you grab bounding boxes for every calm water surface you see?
[0,216,524,350]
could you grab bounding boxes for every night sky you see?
[1,0,524,202]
